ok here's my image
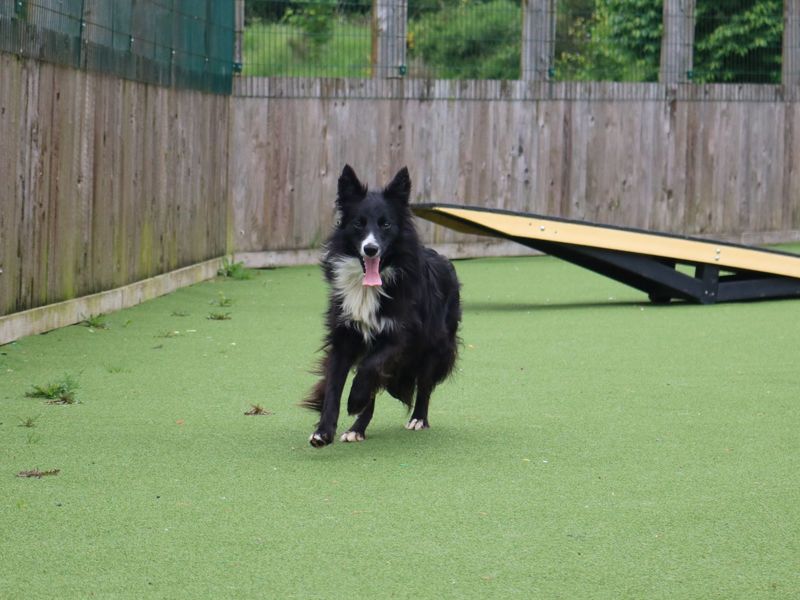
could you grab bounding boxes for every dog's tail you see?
[298,355,327,412]
[299,379,325,412]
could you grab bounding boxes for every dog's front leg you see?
[310,337,359,448]
[347,338,404,415]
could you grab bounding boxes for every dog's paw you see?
[405,418,429,431]
[309,431,334,448]
[340,430,366,443]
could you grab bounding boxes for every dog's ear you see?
[337,164,367,207]
[384,167,411,205]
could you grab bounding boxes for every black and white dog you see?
[302,165,461,447]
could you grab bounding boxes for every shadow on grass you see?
[463,299,653,313]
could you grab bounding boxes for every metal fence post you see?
[233,0,244,74]
[784,0,800,88]
[659,0,695,84]
[521,0,556,82]
[372,0,407,78]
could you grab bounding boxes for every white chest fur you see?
[330,256,396,341]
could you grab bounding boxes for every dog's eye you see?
[379,219,391,229]
[353,219,365,230]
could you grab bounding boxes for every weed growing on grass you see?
[212,292,234,307]
[218,257,252,280]
[156,330,181,338]
[25,374,79,404]
[171,310,190,317]
[82,314,109,330]
[17,415,40,428]
[207,312,232,321]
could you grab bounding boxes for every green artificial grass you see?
[2,253,800,598]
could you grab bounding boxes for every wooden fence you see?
[231,78,800,260]
[0,53,230,317]
[3,59,800,322]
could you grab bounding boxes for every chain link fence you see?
[1,1,795,94]
[0,0,235,93]
[242,0,793,85]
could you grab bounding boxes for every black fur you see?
[303,165,461,447]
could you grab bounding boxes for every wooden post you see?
[521,0,556,81]
[234,0,244,73]
[784,0,800,87]
[371,0,407,78]
[660,0,695,84]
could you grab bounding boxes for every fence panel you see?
[0,53,231,316]
[230,81,800,260]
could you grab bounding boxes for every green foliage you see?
[82,314,109,330]
[242,0,783,83]
[410,0,521,79]
[283,0,338,59]
[555,0,661,81]
[17,415,41,428]
[604,0,663,74]
[207,312,232,321]
[556,1,651,81]
[245,0,291,23]
[155,330,181,338]
[408,0,463,18]
[213,292,234,307]
[694,0,783,83]
[25,375,79,405]
[218,257,253,281]
[244,0,370,26]
[243,19,372,76]
[561,0,783,83]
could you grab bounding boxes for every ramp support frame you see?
[412,204,800,305]
[521,238,800,305]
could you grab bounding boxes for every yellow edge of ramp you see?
[422,206,800,280]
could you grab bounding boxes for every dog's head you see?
[334,165,411,286]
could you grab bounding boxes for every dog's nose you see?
[363,244,379,257]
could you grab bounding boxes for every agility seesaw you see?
[411,204,800,304]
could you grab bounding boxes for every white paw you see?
[309,432,332,448]
[405,419,429,431]
[340,430,365,443]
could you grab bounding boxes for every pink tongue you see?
[363,257,382,286]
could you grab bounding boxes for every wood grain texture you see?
[231,78,800,259]
[0,54,230,317]
[4,61,800,320]
[417,205,800,279]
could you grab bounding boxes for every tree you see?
[555,0,659,80]
[568,0,784,83]
[409,0,521,79]
[694,0,783,83]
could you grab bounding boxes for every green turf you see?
[2,254,799,599]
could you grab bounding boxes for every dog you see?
[302,165,461,447]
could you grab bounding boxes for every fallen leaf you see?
[17,469,60,479]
